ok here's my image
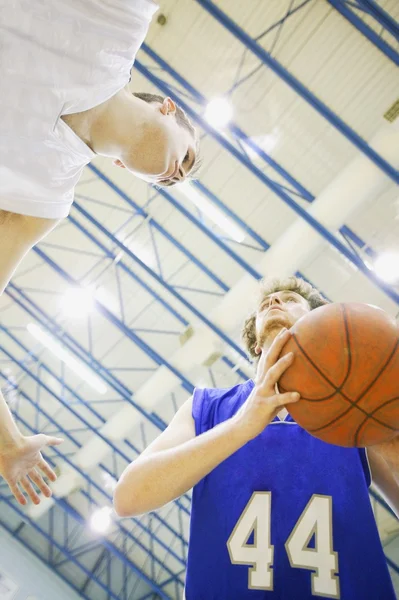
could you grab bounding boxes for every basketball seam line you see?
[279,305,399,444]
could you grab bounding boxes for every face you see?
[254,290,310,354]
[115,98,197,185]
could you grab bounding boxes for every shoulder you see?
[193,380,253,434]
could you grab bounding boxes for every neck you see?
[62,87,147,159]
[89,88,144,158]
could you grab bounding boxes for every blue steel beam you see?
[2,358,398,581]
[327,0,399,65]
[141,43,313,203]
[0,519,93,600]
[193,0,399,184]
[72,202,250,360]
[31,245,195,393]
[140,44,398,307]
[326,0,399,65]
[79,167,230,293]
[89,165,263,279]
[4,283,193,518]
[81,548,109,595]
[3,493,170,600]
[3,388,187,580]
[134,60,399,305]
[0,498,152,600]
[0,342,189,551]
[356,0,399,40]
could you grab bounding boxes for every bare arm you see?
[0,210,60,502]
[114,328,300,518]
[113,396,254,517]
[0,209,58,294]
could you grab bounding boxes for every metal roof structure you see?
[1,1,398,598]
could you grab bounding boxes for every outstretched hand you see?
[0,434,63,505]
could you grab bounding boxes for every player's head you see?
[242,276,328,361]
[112,92,200,186]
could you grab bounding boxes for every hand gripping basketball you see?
[233,328,300,440]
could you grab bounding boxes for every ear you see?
[160,97,176,116]
[113,159,126,169]
[254,344,261,356]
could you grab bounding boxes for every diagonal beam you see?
[193,0,398,184]
[356,0,399,40]
[326,0,399,65]
[134,60,399,305]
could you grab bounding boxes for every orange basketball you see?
[278,303,399,447]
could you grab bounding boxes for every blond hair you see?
[241,276,329,360]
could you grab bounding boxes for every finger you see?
[266,352,295,385]
[272,391,300,408]
[265,328,292,368]
[256,329,289,378]
[8,481,27,506]
[20,476,41,505]
[33,434,64,449]
[28,468,52,498]
[38,457,57,482]
[45,436,64,447]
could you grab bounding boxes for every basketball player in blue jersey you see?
[114,276,398,599]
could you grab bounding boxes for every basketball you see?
[278,303,399,447]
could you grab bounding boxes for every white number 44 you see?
[227,493,340,598]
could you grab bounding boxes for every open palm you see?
[0,434,63,505]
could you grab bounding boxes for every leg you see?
[0,209,59,294]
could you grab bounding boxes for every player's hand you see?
[233,328,300,440]
[0,434,63,505]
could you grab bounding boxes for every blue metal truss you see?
[326,0,399,66]
[135,46,399,305]
[1,330,398,599]
[193,0,399,184]
[1,3,398,597]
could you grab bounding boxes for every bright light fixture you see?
[205,97,233,128]
[178,182,246,243]
[373,251,399,284]
[242,131,279,160]
[60,287,94,318]
[27,323,107,394]
[102,472,118,492]
[89,506,113,534]
[60,286,118,317]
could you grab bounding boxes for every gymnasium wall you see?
[0,527,80,600]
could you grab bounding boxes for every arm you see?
[113,396,253,517]
[367,437,399,519]
[0,388,24,445]
[114,328,300,518]
[0,389,63,506]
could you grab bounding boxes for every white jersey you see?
[0,0,157,219]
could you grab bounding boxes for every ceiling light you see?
[102,472,118,492]
[373,252,399,284]
[60,287,94,318]
[89,507,113,534]
[242,131,279,160]
[205,97,233,128]
[178,182,246,243]
[27,323,107,394]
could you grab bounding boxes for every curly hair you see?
[241,276,329,361]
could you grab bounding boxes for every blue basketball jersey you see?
[185,380,395,600]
